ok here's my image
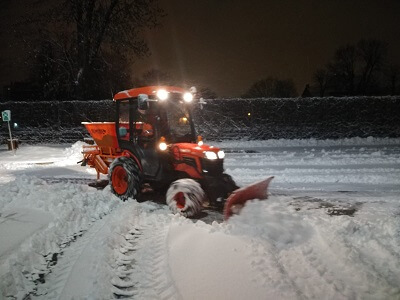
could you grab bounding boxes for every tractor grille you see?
[182,156,197,168]
[200,158,224,175]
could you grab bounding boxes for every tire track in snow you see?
[246,240,306,299]
[244,213,381,299]
[110,209,181,299]
[277,230,352,299]
[227,198,312,299]
[311,216,400,297]
[230,196,400,299]
[110,227,141,298]
[236,205,325,299]
[35,216,110,299]
[276,211,400,299]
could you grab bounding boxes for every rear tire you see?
[166,179,205,217]
[108,157,141,200]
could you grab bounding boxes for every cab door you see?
[116,98,161,179]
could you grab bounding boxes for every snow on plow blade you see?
[223,176,274,220]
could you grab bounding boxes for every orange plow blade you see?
[223,176,274,220]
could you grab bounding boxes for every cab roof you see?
[113,86,187,101]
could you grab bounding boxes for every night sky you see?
[1,0,400,97]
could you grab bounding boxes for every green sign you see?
[2,110,11,122]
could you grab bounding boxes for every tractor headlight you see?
[217,150,225,159]
[159,142,167,151]
[204,151,218,160]
[159,136,167,151]
[157,89,169,100]
[183,92,193,102]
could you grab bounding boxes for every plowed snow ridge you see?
[0,139,399,299]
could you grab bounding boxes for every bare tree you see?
[313,68,330,97]
[133,69,175,87]
[328,44,357,95]
[197,87,218,99]
[21,0,165,99]
[242,77,297,98]
[314,39,390,96]
[30,40,75,100]
[357,39,387,94]
[387,64,400,95]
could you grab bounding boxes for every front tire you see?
[108,156,141,200]
[166,179,205,217]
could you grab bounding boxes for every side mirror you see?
[190,86,197,94]
[138,94,149,110]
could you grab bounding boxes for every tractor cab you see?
[115,87,196,147]
[112,86,198,182]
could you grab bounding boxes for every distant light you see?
[13,122,18,128]
[179,117,189,125]
[183,92,193,102]
[247,112,251,116]
[157,89,169,100]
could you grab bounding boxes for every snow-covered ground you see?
[0,138,399,299]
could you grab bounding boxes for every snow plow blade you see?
[223,176,274,220]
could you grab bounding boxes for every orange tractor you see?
[81,86,273,219]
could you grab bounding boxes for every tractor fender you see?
[121,150,143,171]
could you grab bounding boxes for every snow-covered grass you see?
[0,137,399,299]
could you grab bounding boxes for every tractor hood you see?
[171,143,225,160]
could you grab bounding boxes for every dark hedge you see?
[1,96,399,144]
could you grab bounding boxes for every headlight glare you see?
[204,151,218,160]
[159,142,167,151]
[157,89,169,100]
[159,136,167,151]
[183,92,193,102]
[218,150,225,159]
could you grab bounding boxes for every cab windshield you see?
[162,99,195,143]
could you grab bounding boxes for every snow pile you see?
[0,138,399,299]
[0,176,121,298]
[225,198,400,298]
[58,141,86,165]
[101,197,400,299]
